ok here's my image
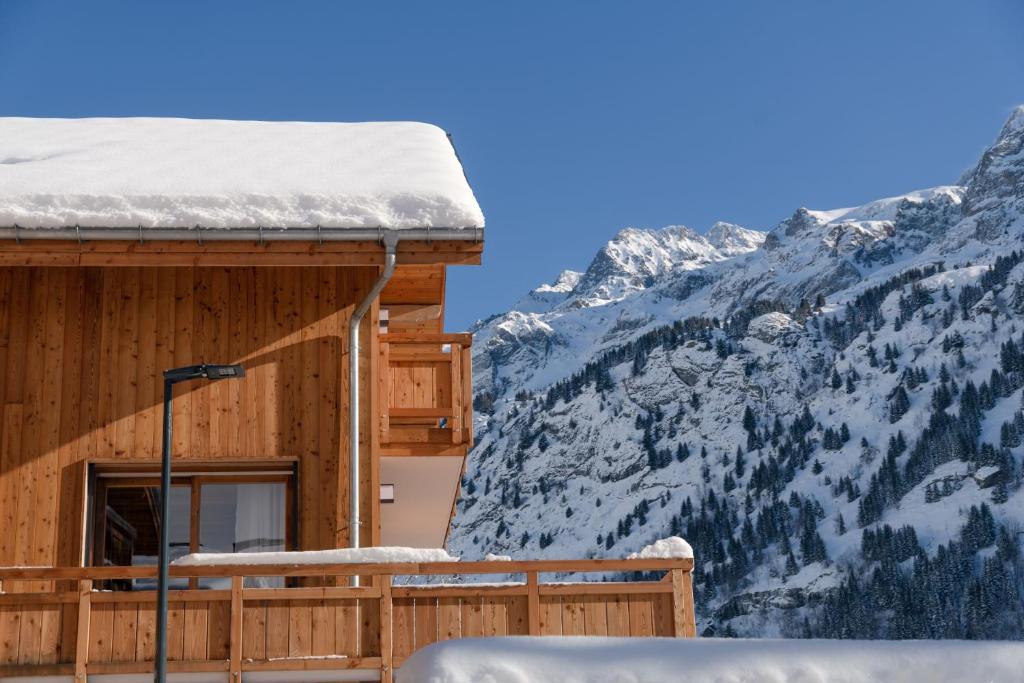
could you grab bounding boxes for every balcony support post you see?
[74,579,92,682]
[380,575,393,683]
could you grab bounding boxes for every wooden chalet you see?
[0,117,695,682]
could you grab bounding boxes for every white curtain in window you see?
[234,483,286,587]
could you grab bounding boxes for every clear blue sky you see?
[1,2,1021,329]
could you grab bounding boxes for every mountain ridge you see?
[452,107,1024,638]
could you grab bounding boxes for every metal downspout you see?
[348,231,399,585]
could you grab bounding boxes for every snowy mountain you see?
[450,107,1024,639]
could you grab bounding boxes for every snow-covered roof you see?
[0,117,485,231]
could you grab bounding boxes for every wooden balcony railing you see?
[379,333,474,456]
[0,557,695,682]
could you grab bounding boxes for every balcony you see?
[379,333,474,456]
[0,557,695,682]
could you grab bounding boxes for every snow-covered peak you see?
[573,225,736,305]
[512,270,584,314]
[538,269,583,294]
[959,106,1024,241]
[704,222,767,255]
[998,104,1024,139]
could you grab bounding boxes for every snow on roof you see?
[400,636,1024,683]
[0,117,484,230]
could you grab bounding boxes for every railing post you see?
[74,579,92,683]
[379,340,390,444]
[450,344,463,444]
[380,575,393,683]
[230,576,243,683]
[526,572,540,636]
[670,568,696,638]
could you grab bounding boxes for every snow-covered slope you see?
[452,107,1024,639]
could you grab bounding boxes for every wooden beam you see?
[381,333,472,345]
[673,568,696,638]
[0,557,694,580]
[242,657,382,671]
[385,304,443,323]
[74,579,91,683]
[380,576,393,683]
[0,240,483,267]
[526,572,541,636]
[229,576,243,683]
[392,584,527,599]
[539,582,675,596]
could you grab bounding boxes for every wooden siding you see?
[0,265,382,571]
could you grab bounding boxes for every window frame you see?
[87,462,297,588]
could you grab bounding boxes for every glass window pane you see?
[100,485,190,591]
[200,482,286,588]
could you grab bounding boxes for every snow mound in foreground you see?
[173,546,456,566]
[398,637,1024,683]
[626,536,694,559]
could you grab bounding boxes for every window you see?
[88,465,294,590]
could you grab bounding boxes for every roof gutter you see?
[349,231,399,587]
[0,225,483,242]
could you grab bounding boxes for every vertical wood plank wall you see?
[0,265,381,572]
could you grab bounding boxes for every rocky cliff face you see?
[452,108,1024,638]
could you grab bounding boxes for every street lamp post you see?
[155,364,245,683]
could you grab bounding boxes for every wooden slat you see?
[539,596,562,636]
[183,601,209,661]
[361,595,381,657]
[287,600,312,658]
[460,595,482,638]
[310,600,335,657]
[110,601,139,663]
[241,599,267,662]
[135,603,156,663]
[87,602,114,663]
[413,597,438,649]
[264,602,288,659]
[561,596,585,636]
[481,597,508,636]
[437,597,460,641]
[334,598,359,658]
[507,595,529,636]
[652,593,674,637]
[0,603,23,665]
[582,596,609,636]
[627,595,654,637]
[167,597,185,661]
[605,593,631,637]
[392,598,415,662]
